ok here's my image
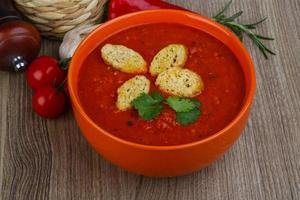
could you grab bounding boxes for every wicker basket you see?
[14,0,107,39]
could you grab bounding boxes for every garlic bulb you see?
[59,23,100,59]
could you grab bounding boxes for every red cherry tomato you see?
[27,56,65,90]
[32,85,66,118]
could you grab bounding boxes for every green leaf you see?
[223,11,243,23]
[131,93,202,124]
[255,34,275,41]
[151,92,164,103]
[131,92,164,121]
[166,97,200,112]
[244,17,267,27]
[132,94,151,107]
[176,109,201,126]
[230,26,244,41]
[213,0,233,19]
[138,104,163,121]
[190,99,201,108]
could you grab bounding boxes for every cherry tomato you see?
[27,56,65,90]
[32,85,66,118]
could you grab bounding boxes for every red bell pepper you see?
[108,0,187,20]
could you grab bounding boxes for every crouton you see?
[116,75,150,111]
[150,44,188,76]
[101,44,147,74]
[155,67,204,97]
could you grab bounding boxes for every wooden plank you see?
[0,72,9,199]
[0,0,299,199]
[0,39,60,199]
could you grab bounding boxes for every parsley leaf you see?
[176,109,201,126]
[131,92,164,121]
[166,96,201,112]
[132,93,155,108]
[189,99,201,108]
[132,92,202,125]
[151,91,164,103]
[166,96,202,125]
[137,104,163,120]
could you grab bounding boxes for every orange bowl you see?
[68,10,256,177]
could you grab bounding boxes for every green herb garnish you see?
[212,0,276,59]
[166,96,202,126]
[131,92,164,120]
[176,109,201,126]
[150,91,165,103]
[131,92,202,125]
[166,96,200,112]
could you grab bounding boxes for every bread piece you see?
[150,44,188,76]
[116,75,150,111]
[155,67,204,97]
[101,44,147,74]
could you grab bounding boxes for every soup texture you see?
[78,23,245,146]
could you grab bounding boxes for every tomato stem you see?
[59,57,72,71]
[56,77,67,93]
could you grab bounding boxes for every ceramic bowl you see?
[68,10,256,177]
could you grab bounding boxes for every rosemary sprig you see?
[212,0,276,59]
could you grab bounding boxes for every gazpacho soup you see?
[77,23,245,146]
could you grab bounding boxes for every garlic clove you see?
[59,23,100,59]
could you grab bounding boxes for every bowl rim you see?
[68,9,256,151]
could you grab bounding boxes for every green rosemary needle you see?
[212,0,276,59]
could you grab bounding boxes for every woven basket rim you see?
[14,0,107,38]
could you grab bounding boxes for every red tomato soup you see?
[77,23,245,146]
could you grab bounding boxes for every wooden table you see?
[0,0,299,199]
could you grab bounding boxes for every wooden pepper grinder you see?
[0,8,41,72]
